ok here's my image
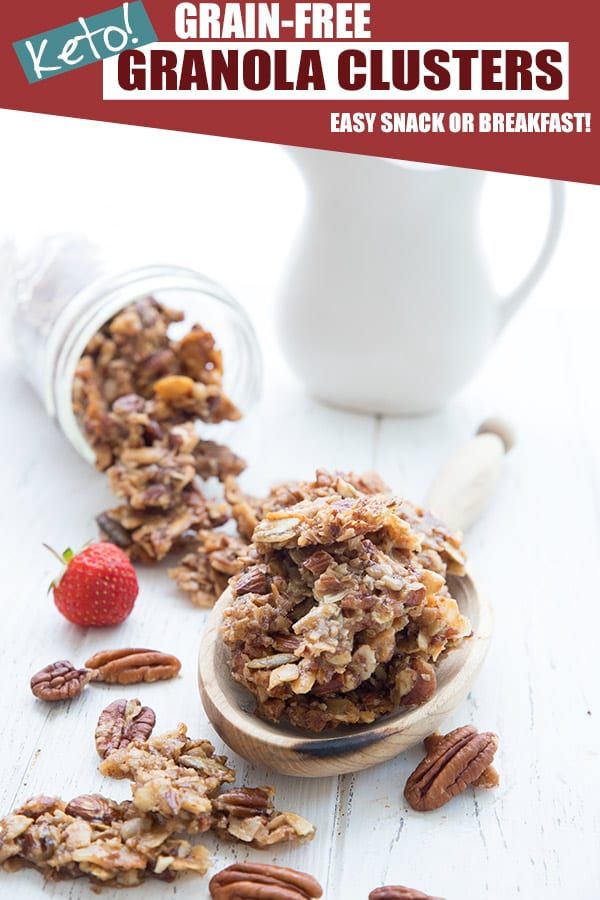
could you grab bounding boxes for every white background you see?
[0,108,599,899]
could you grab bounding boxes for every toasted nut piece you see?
[65,794,119,823]
[392,657,437,707]
[96,512,132,548]
[369,887,445,900]
[30,661,91,702]
[423,730,500,789]
[15,796,62,818]
[404,725,499,811]
[85,648,181,684]
[209,862,323,899]
[153,374,195,400]
[268,663,300,691]
[212,787,274,818]
[95,698,156,758]
[233,566,271,596]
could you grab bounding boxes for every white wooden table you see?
[0,112,598,899]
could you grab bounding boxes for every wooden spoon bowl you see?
[199,420,511,777]
[198,572,491,777]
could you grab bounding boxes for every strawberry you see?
[46,542,139,627]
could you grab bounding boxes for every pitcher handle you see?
[496,180,566,331]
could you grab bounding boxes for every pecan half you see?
[95,698,156,758]
[85,648,181,684]
[424,731,500,789]
[233,566,271,596]
[370,887,445,900]
[209,863,323,899]
[65,794,119,823]
[212,787,274,818]
[30,661,91,702]
[404,725,499,811]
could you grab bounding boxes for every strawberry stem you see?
[42,543,68,566]
[43,545,75,594]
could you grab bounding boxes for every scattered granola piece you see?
[168,530,249,608]
[0,795,209,886]
[99,724,316,846]
[211,787,316,848]
[0,723,316,890]
[97,490,229,562]
[72,299,246,568]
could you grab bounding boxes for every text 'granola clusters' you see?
[72,297,245,562]
[221,470,471,731]
[0,724,315,888]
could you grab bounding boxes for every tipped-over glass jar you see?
[6,234,262,464]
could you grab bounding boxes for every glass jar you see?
[6,234,262,464]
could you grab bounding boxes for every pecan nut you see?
[424,731,500,789]
[370,887,445,900]
[85,648,181,684]
[30,661,91,702]
[65,794,119,823]
[404,725,499,812]
[95,698,156,758]
[212,787,274,818]
[233,566,271,596]
[209,863,323,899]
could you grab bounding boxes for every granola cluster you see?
[0,725,315,888]
[220,470,471,731]
[72,298,245,563]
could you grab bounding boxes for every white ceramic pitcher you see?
[277,148,565,415]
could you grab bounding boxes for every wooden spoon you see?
[198,419,513,777]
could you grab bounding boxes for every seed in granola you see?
[95,698,156,758]
[209,862,323,899]
[369,886,445,900]
[404,725,499,811]
[85,648,181,684]
[30,660,91,702]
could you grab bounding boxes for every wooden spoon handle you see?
[424,418,515,533]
